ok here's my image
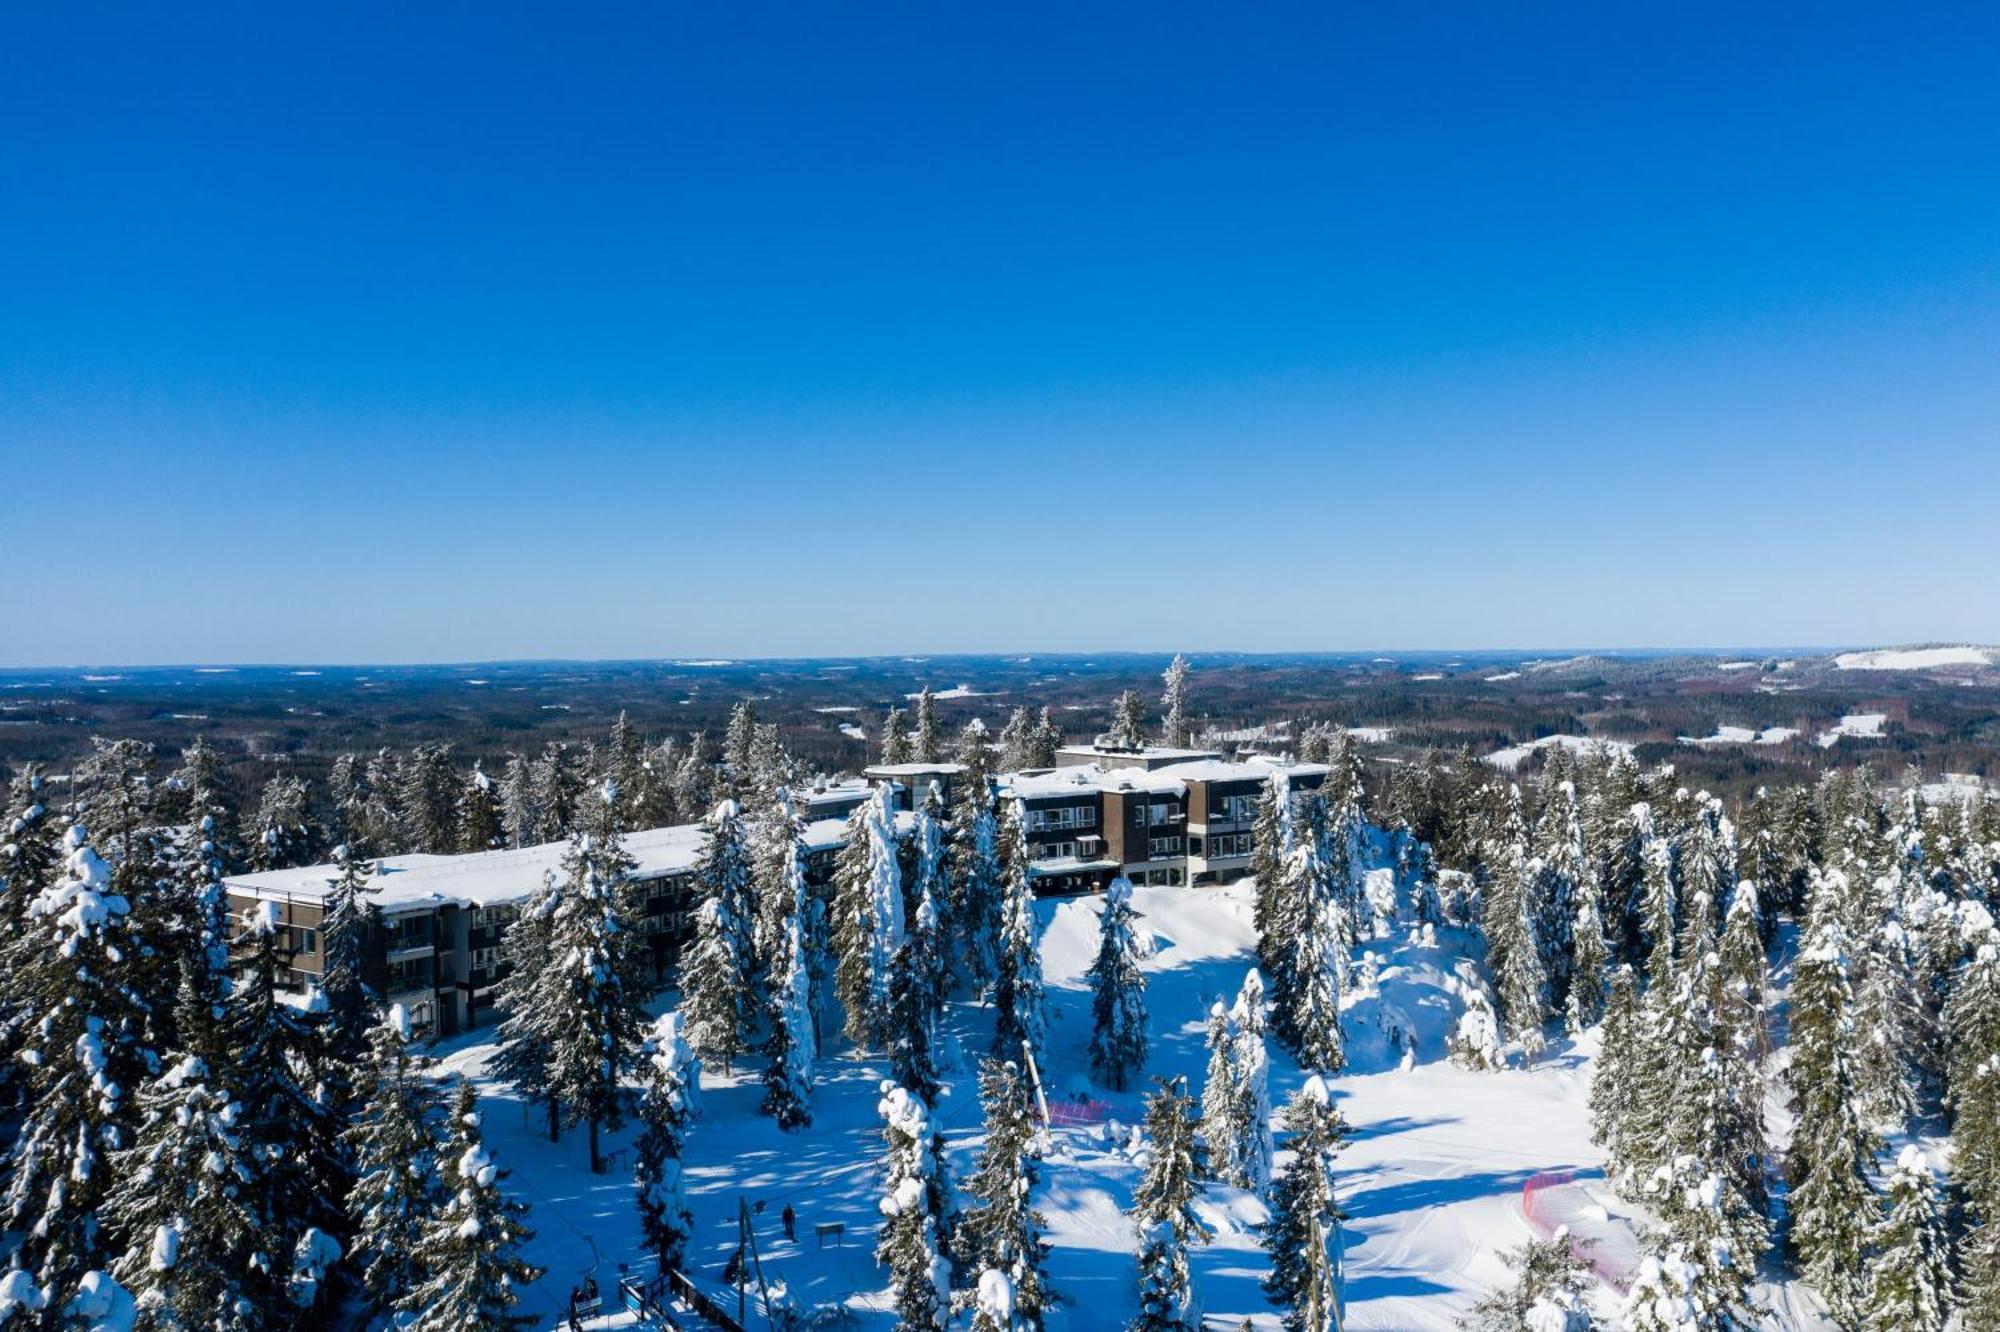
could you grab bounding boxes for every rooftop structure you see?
[1055,740,1223,771]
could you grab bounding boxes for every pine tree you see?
[1589,965,1641,1169]
[1786,912,1877,1328]
[959,1059,1055,1330]
[529,741,585,844]
[1486,788,1549,1064]
[1865,1146,1951,1332]
[833,785,904,1049]
[1089,876,1149,1091]
[399,1081,545,1332]
[993,800,1048,1057]
[683,800,757,1072]
[489,879,561,1139]
[320,843,380,1061]
[1532,779,1585,1009]
[1161,655,1193,749]
[908,782,955,1023]
[1129,1077,1209,1332]
[1262,1076,1348,1332]
[345,1005,446,1320]
[878,1082,951,1331]
[1620,1249,1703,1332]
[890,826,949,1105]
[1566,867,1610,1033]
[499,783,646,1172]
[724,701,759,795]
[1030,709,1063,769]
[635,1012,703,1272]
[761,804,816,1130]
[4,828,152,1304]
[455,761,504,852]
[1252,772,1297,1028]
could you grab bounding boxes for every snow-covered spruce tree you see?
[1448,983,1503,1072]
[489,874,561,1138]
[972,1268,1019,1332]
[1109,690,1147,750]
[396,741,458,853]
[1282,845,1347,1075]
[1854,909,1922,1131]
[761,802,817,1129]
[1566,866,1610,1034]
[1784,911,1878,1328]
[1639,1153,1759,1329]
[1229,971,1274,1194]
[1484,787,1549,1065]
[1865,1145,1951,1332]
[223,898,350,1277]
[950,722,1004,988]
[723,701,759,795]
[1200,1002,1244,1186]
[320,842,380,1061]
[528,740,584,843]
[1089,876,1149,1091]
[1029,709,1063,769]
[1129,1076,1210,1332]
[881,707,913,765]
[1620,1249,1703,1332]
[245,769,317,871]
[1588,965,1640,1168]
[399,1080,544,1332]
[4,828,153,1304]
[993,800,1048,1057]
[683,799,758,1072]
[833,785,904,1049]
[1161,655,1193,750]
[878,1081,951,1332]
[999,707,1036,774]
[106,1044,269,1327]
[913,686,941,764]
[344,1005,446,1320]
[959,1059,1055,1330]
[1252,772,1297,1031]
[507,782,646,1172]
[498,753,535,850]
[909,782,955,1022]
[635,1011,703,1273]
[1532,779,1585,1010]
[888,913,947,1105]
[455,761,505,853]
[1639,834,1679,987]
[1466,1230,1595,1331]
[1262,1075,1348,1332]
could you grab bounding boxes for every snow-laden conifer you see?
[959,1059,1054,1330]
[1865,1145,1951,1332]
[877,1081,950,1331]
[399,1080,544,1332]
[1161,655,1193,749]
[834,785,903,1049]
[761,799,816,1129]
[993,800,1048,1056]
[344,1005,446,1320]
[455,760,505,853]
[1129,1076,1209,1332]
[634,1011,702,1273]
[683,799,758,1071]
[1089,876,1149,1091]
[950,723,1004,987]
[1262,1075,1347,1332]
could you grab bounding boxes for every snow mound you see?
[1486,736,1635,772]
[1816,713,1888,748]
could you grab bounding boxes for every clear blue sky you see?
[3,4,1996,665]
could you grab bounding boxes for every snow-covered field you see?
[1679,725,1800,747]
[1486,735,1636,772]
[1833,646,1993,671]
[425,879,1727,1331]
[1815,713,1887,748]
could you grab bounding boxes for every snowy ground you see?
[430,879,1834,1330]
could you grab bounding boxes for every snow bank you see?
[1834,645,1993,671]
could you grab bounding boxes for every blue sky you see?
[3,4,1996,665]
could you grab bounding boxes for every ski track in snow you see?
[428,876,1835,1330]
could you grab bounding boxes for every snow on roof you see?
[863,763,966,777]
[1005,756,1328,800]
[1055,743,1219,762]
[227,824,710,911]
[1152,758,1331,786]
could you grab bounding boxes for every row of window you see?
[1196,833,1253,859]
[1134,802,1183,829]
[1025,804,1096,831]
[1147,836,1185,859]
